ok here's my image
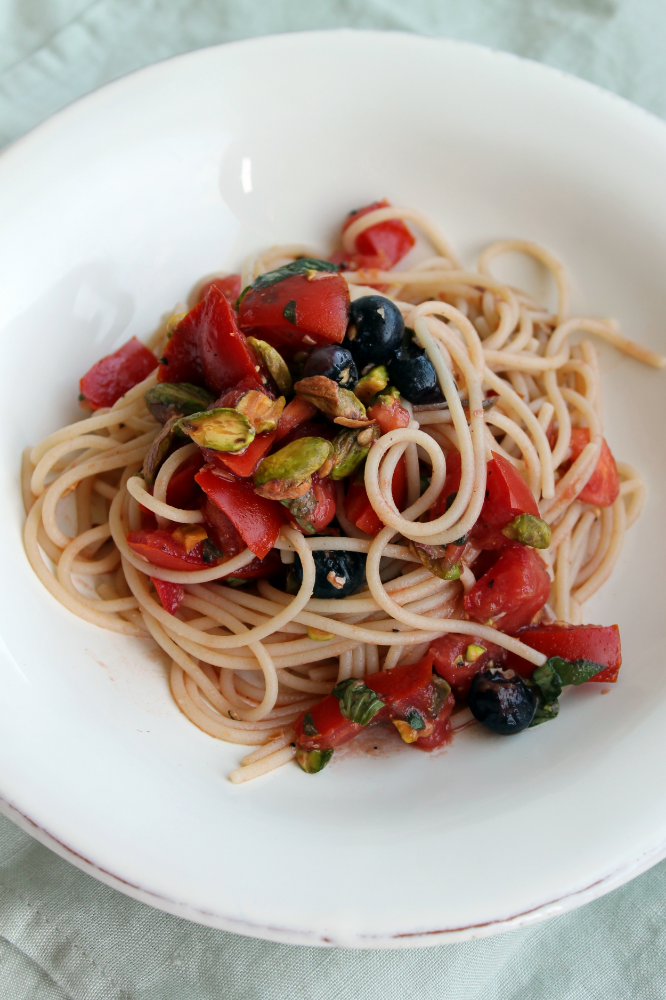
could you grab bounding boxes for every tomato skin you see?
[464,546,551,633]
[214,375,273,409]
[80,337,157,409]
[273,396,319,443]
[430,633,506,699]
[195,468,284,559]
[344,456,407,535]
[506,623,622,683]
[213,432,278,479]
[412,700,455,751]
[238,271,350,356]
[310,475,337,532]
[159,288,261,394]
[366,396,411,434]
[151,577,185,615]
[196,274,242,305]
[127,530,207,571]
[483,453,539,524]
[341,200,415,268]
[165,452,205,509]
[567,428,620,507]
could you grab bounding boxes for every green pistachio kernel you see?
[179,408,255,452]
[431,676,452,717]
[144,383,215,424]
[293,376,367,421]
[235,390,285,434]
[332,678,385,727]
[247,337,292,396]
[280,488,318,535]
[296,747,334,774]
[329,425,380,480]
[502,513,551,549]
[353,365,389,404]
[254,436,333,487]
[464,644,486,663]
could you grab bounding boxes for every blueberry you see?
[302,345,358,389]
[343,295,404,367]
[293,549,366,599]
[468,669,536,734]
[386,340,443,405]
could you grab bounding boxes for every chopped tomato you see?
[213,432,278,479]
[238,271,349,356]
[366,395,410,433]
[506,622,622,683]
[340,200,415,268]
[165,452,205,509]
[151,578,185,615]
[429,633,506,699]
[464,546,551,633]
[195,467,284,559]
[566,428,620,507]
[294,656,453,751]
[226,549,285,581]
[159,288,262,395]
[273,396,319,442]
[274,419,337,449]
[79,337,157,409]
[127,529,207,571]
[344,456,407,536]
[196,274,242,305]
[214,375,273,408]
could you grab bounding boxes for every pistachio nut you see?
[293,376,367,422]
[172,524,208,552]
[502,513,551,549]
[354,365,389,405]
[464,643,486,663]
[142,415,180,487]
[254,436,333,487]
[144,382,215,424]
[329,425,380,481]
[254,478,313,501]
[235,390,286,434]
[179,408,255,452]
[280,488,318,534]
[296,748,334,774]
[307,626,335,641]
[247,337,293,396]
[407,540,462,581]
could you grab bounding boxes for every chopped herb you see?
[78,392,86,402]
[302,711,319,736]
[201,539,224,564]
[404,709,426,731]
[283,300,298,325]
[332,678,385,727]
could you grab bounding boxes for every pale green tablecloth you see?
[2,2,666,997]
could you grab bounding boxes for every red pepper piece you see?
[506,622,622,683]
[566,428,620,507]
[464,546,551,633]
[159,288,262,395]
[79,337,157,410]
[344,456,407,536]
[429,633,507,699]
[273,396,319,442]
[238,271,350,357]
[151,577,185,615]
[195,468,284,559]
[197,274,242,305]
[340,199,415,268]
[366,396,410,434]
[127,529,207,571]
[165,452,205,509]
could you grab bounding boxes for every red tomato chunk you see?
[464,546,551,633]
[151,578,185,615]
[506,622,622,683]
[159,288,262,395]
[79,337,157,409]
[196,274,242,305]
[128,530,207,571]
[334,200,415,271]
[238,271,350,357]
[195,468,284,560]
[567,428,620,507]
[344,456,407,536]
[430,633,506,699]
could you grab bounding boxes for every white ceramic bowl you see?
[1,31,666,948]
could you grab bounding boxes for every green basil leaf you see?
[236,258,338,306]
[302,711,318,736]
[283,300,297,325]
[529,696,560,727]
[332,678,385,727]
[531,661,563,703]
[201,539,223,564]
[404,709,425,731]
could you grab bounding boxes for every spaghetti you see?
[22,203,661,782]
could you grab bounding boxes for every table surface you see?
[2,2,666,997]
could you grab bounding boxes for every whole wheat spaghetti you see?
[23,203,661,781]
